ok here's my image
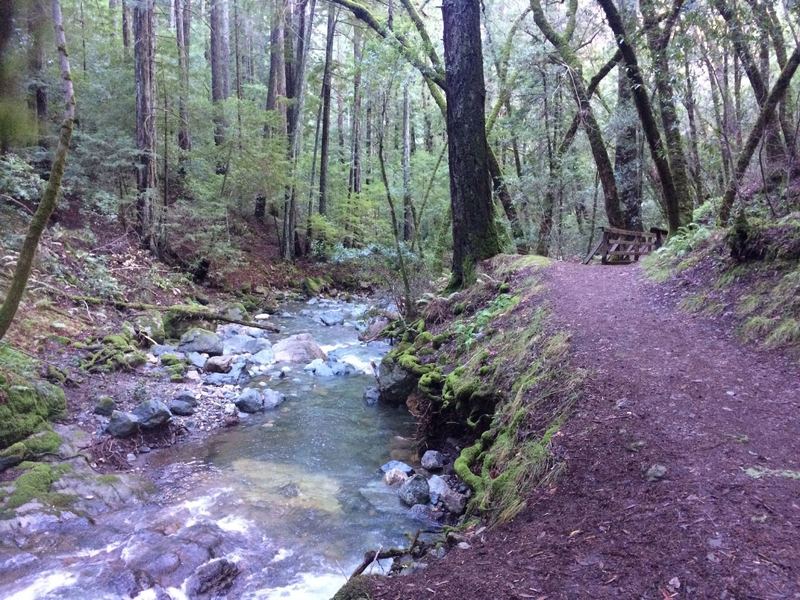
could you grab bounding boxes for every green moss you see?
[396,352,433,376]
[418,370,444,397]
[80,330,146,373]
[765,318,800,348]
[97,474,120,485]
[4,462,71,510]
[302,276,329,297]
[160,353,183,366]
[0,383,66,448]
[332,576,372,600]
[162,304,208,340]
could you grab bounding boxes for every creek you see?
[0,299,421,599]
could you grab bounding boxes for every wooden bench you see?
[583,226,668,265]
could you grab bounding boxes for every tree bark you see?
[0,0,76,341]
[318,5,336,216]
[348,23,364,197]
[27,0,48,143]
[531,0,623,229]
[442,0,501,287]
[614,0,642,230]
[210,0,230,145]
[719,43,800,224]
[134,0,160,254]
[596,0,685,233]
[402,84,414,241]
[175,0,192,151]
[122,0,132,53]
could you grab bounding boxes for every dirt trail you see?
[372,262,800,599]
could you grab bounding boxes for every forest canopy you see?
[1,0,799,295]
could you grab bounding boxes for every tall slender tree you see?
[318,5,336,216]
[210,0,230,145]
[442,0,501,287]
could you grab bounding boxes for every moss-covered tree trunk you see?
[442,0,501,288]
[0,0,75,342]
[720,43,800,225]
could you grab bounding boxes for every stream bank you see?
[0,296,470,599]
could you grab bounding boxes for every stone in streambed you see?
[443,489,467,514]
[250,347,275,365]
[186,352,207,369]
[304,358,334,377]
[421,450,445,471]
[319,311,345,326]
[204,355,234,373]
[262,389,286,410]
[132,400,171,429]
[363,387,380,406]
[178,328,223,356]
[168,399,195,416]
[377,358,417,405]
[106,411,139,438]
[398,474,430,506]
[222,334,270,356]
[427,475,449,504]
[383,468,409,486]
[273,333,326,363]
[93,395,116,417]
[380,460,414,475]
[185,558,239,598]
[234,388,286,412]
[173,391,199,406]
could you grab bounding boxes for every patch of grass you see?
[744,466,800,480]
[765,318,800,348]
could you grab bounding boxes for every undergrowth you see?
[644,210,800,354]
[382,254,581,524]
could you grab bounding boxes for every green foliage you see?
[3,462,72,510]
[0,153,44,203]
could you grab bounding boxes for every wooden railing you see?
[583,226,668,265]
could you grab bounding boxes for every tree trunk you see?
[641,0,694,224]
[175,0,192,151]
[442,0,501,287]
[122,0,132,52]
[720,43,800,224]
[531,0,623,229]
[596,0,685,232]
[0,0,75,342]
[318,5,336,216]
[134,0,160,254]
[614,0,642,230]
[210,0,230,145]
[27,0,48,143]
[348,23,364,197]
[402,84,414,241]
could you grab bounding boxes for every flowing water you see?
[0,300,421,599]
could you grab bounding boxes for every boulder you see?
[222,334,270,356]
[383,468,409,486]
[185,558,239,598]
[398,474,430,506]
[408,503,438,523]
[93,395,116,417]
[106,411,139,438]
[443,489,467,514]
[319,311,345,326]
[132,400,171,429]
[363,387,380,406]
[178,328,223,356]
[329,360,356,376]
[250,347,275,365]
[380,460,414,475]
[168,399,195,416]
[421,450,445,471]
[235,388,264,413]
[173,392,199,406]
[186,352,207,369]
[133,311,166,345]
[359,316,390,341]
[304,358,334,377]
[204,355,234,374]
[427,475,449,504]
[377,357,417,405]
[151,344,178,357]
[273,333,327,363]
[262,389,286,410]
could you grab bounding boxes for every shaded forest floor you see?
[372,262,800,599]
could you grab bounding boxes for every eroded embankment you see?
[335,255,584,599]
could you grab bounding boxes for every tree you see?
[133,0,160,253]
[0,0,75,341]
[210,0,231,145]
[318,5,336,216]
[442,0,501,287]
[175,0,192,151]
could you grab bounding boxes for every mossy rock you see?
[4,462,71,510]
[332,576,372,600]
[80,331,146,373]
[0,382,66,448]
[134,311,166,345]
[302,276,330,297]
[159,353,183,366]
[162,305,209,340]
